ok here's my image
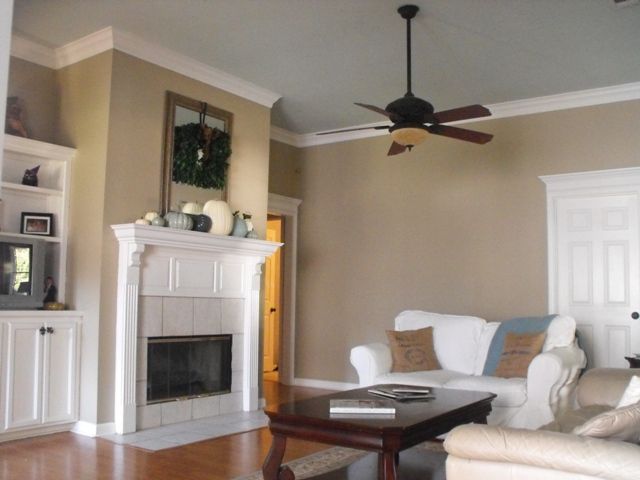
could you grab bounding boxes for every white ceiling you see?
[11,0,640,134]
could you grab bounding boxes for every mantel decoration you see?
[161,91,233,214]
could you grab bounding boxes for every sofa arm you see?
[528,343,586,410]
[350,343,392,386]
[444,424,640,480]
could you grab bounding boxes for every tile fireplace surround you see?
[112,224,281,435]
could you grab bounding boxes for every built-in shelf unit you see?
[1,134,75,302]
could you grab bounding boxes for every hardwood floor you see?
[0,382,333,480]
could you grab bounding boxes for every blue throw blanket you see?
[482,315,557,376]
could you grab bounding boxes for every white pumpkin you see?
[181,202,203,215]
[203,200,234,235]
[135,218,151,225]
[144,211,160,222]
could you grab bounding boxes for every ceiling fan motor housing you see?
[385,95,434,124]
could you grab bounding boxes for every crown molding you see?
[272,81,640,148]
[10,28,281,108]
[10,34,56,68]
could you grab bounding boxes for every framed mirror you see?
[161,91,233,214]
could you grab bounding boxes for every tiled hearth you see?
[136,296,244,430]
[113,224,281,434]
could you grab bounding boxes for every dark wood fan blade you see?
[317,125,389,135]
[432,104,491,124]
[388,141,407,156]
[355,103,392,118]
[428,124,493,144]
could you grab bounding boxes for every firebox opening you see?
[146,335,232,404]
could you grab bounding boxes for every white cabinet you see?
[0,312,81,440]
[1,134,75,302]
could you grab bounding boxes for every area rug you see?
[234,441,445,480]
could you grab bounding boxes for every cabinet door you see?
[42,320,79,424]
[3,320,44,431]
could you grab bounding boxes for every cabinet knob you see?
[632,312,640,320]
[39,326,46,335]
[46,326,54,334]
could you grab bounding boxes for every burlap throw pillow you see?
[386,327,441,372]
[494,331,546,378]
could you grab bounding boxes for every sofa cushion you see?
[572,402,640,443]
[375,370,469,388]
[494,331,546,378]
[473,322,500,375]
[386,327,441,372]
[445,375,527,408]
[483,315,555,376]
[394,311,486,374]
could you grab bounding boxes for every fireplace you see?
[147,335,232,403]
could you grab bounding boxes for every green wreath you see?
[172,123,231,189]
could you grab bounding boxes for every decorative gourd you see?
[164,211,193,230]
[151,216,166,227]
[144,211,160,222]
[193,214,212,232]
[231,211,248,237]
[181,202,203,215]
[203,200,233,235]
[135,218,151,225]
[245,230,259,239]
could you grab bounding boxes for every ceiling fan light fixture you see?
[390,125,429,148]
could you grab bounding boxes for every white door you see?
[548,170,640,369]
[3,320,44,430]
[42,320,78,424]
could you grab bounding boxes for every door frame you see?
[540,166,640,314]
[267,193,302,385]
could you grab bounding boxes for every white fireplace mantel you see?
[112,224,281,434]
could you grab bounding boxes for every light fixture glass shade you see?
[390,127,429,147]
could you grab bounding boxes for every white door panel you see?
[555,192,639,368]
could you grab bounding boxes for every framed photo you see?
[20,212,54,236]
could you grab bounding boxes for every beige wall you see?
[56,51,113,425]
[7,57,57,143]
[269,139,303,199]
[288,100,640,383]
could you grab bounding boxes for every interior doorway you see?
[263,214,283,382]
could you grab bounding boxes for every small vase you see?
[231,216,248,237]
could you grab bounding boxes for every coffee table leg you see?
[262,434,294,480]
[378,451,398,480]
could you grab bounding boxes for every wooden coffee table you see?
[262,384,496,480]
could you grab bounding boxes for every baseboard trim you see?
[292,377,359,391]
[72,421,116,437]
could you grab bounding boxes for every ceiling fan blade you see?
[317,125,389,135]
[432,104,491,124]
[428,124,493,144]
[354,103,392,118]
[388,141,407,156]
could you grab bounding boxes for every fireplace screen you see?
[147,335,232,403]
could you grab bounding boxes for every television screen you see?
[0,242,33,296]
[0,236,46,309]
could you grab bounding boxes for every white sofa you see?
[350,310,586,428]
[444,368,640,480]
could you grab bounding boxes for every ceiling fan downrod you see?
[398,4,419,97]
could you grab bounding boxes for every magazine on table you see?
[329,398,396,414]
[367,386,434,401]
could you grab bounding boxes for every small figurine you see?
[5,96,28,137]
[43,276,58,304]
[22,165,40,187]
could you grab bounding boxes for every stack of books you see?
[329,398,396,417]
[367,386,434,401]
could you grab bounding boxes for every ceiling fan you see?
[319,4,494,156]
